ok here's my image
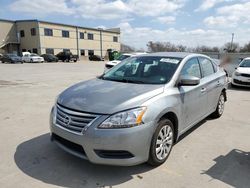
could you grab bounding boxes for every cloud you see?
[154,16,176,24]
[9,0,186,20]
[118,22,250,49]
[72,0,132,20]
[9,0,74,16]
[203,2,250,27]
[195,0,224,11]
[128,0,186,17]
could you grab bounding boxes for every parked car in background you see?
[22,52,44,63]
[1,54,23,64]
[56,51,78,62]
[41,54,58,62]
[89,55,104,61]
[105,52,147,70]
[50,52,227,166]
[232,57,250,87]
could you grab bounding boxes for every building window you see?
[88,33,94,40]
[80,49,85,56]
[31,28,36,36]
[46,48,54,55]
[28,50,31,53]
[44,28,53,36]
[88,50,94,56]
[62,30,69,38]
[63,49,70,52]
[80,32,84,39]
[33,48,38,54]
[113,36,118,42]
[20,30,25,37]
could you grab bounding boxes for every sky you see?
[1,0,250,50]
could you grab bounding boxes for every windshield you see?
[116,54,130,61]
[101,56,182,84]
[239,59,250,67]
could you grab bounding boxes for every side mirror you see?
[179,75,200,86]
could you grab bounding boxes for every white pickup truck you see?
[22,52,44,63]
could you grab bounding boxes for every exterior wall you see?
[0,20,19,54]
[16,21,40,54]
[78,29,121,58]
[39,22,78,55]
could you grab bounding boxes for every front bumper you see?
[232,75,250,87]
[50,115,155,166]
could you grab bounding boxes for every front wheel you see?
[211,93,225,118]
[148,119,174,166]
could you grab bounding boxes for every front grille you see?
[241,73,250,78]
[233,79,250,86]
[52,133,86,156]
[56,104,99,134]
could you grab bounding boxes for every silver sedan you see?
[50,52,227,166]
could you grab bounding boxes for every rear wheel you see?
[148,119,174,166]
[211,92,225,118]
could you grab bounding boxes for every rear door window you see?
[198,57,215,77]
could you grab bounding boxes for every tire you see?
[30,59,33,63]
[148,119,174,166]
[211,92,225,118]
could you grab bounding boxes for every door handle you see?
[201,88,206,93]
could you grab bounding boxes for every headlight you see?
[51,96,58,124]
[235,71,241,76]
[98,107,147,129]
[52,105,57,124]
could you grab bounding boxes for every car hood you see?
[57,78,164,114]
[237,67,250,74]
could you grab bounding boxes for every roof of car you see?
[140,52,200,58]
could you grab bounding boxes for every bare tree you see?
[222,42,239,53]
[240,42,250,52]
[147,41,187,52]
[121,43,135,53]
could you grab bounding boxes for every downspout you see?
[76,27,79,59]
[37,21,42,55]
[100,29,103,59]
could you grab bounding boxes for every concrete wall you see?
[16,21,40,54]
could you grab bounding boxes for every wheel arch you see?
[159,111,179,142]
[222,88,227,101]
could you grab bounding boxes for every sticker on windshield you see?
[160,58,179,64]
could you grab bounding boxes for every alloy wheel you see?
[155,124,173,160]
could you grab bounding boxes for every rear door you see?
[198,57,218,113]
[179,57,207,128]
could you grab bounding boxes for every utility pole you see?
[230,33,234,52]
[99,29,103,59]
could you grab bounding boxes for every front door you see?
[178,57,207,129]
